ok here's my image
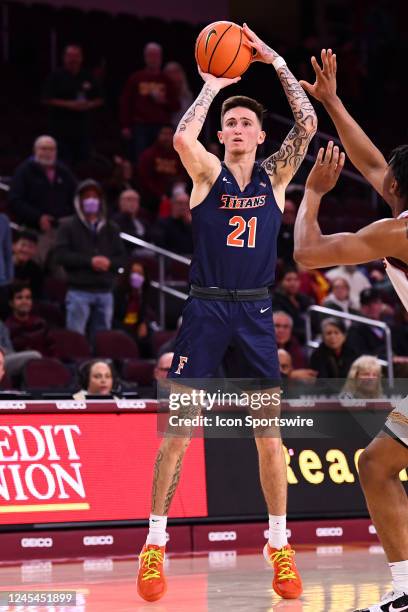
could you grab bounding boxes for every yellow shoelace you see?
[140,548,164,581]
[270,548,297,581]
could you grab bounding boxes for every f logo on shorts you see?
[175,356,188,375]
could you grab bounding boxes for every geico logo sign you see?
[21,538,53,548]
[83,535,114,546]
[369,525,377,534]
[208,531,237,542]
[316,527,343,537]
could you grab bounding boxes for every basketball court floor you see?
[0,545,391,611]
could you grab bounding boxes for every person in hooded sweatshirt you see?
[55,179,125,338]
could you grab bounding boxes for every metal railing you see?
[120,232,190,328]
[306,305,394,387]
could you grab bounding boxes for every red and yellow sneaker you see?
[263,543,303,599]
[137,544,167,602]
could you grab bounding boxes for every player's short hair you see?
[389,144,408,199]
[221,96,265,127]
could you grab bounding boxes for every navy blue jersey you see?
[189,162,282,290]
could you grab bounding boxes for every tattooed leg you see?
[151,437,191,515]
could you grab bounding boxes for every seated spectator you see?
[163,61,193,129]
[342,355,384,399]
[347,288,387,359]
[143,352,174,398]
[112,189,147,246]
[322,276,359,328]
[13,231,44,299]
[74,359,117,399]
[114,260,156,358]
[158,182,189,219]
[43,44,104,165]
[153,188,193,255]
[278,348,317,385]
[0,320,41,383]
[326,264,371,309]
[104,156,139,212]
[138,125,186,212]
[6,283,53,355]
[273,267,313,342]
[9,135,76,245]
[310,318,359,379]
[273,311,307,369]
[120,42,179,162]
[55,179,125,339]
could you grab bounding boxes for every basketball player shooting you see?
[295,49,408,612]
[137,24,317,603]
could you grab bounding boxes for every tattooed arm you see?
[173,70,240,185]
[243,24,318,198]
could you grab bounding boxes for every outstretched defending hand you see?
[299,49,338,104]
[197,66,240,90]
[305,141,345,196]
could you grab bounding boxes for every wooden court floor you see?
[0,545,391,612]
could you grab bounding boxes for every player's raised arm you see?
[300,49,389,199]
[243,24,317,190]
[173,70,240,183]
[294,143,406,268]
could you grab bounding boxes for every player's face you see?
[218,107,265,154]
[88,363,113,395]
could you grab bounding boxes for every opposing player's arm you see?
[300,49,388,199]
[294,144,406,268]
[173,72,239,184]
[243,24,317,193]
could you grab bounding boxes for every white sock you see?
[390,560,408,593]
[268,514,288,549]
[146,514,167,547]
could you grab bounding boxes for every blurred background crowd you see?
[0,0,406,397]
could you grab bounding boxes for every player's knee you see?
[163,436,191,458]
[256,436,282,459]
[358,447,398,484]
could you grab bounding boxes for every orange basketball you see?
[195,21,253,79]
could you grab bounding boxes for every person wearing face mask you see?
[9,135,77,234]
[55,179,125,339]
[114,260,156,358]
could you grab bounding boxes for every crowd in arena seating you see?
[0,2,407,398]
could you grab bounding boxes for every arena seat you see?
[94,330,139,359]
[23,358,73,390]
[48,329,92,362]
[152,330,175,356]
[122,359,155,385]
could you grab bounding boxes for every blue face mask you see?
[130,272,144,289]
[82,197,100,214]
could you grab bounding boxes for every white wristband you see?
[272,56,287,71]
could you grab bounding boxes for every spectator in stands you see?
[310,318,359,378]
[9,135,76,260]
[114,260,156,357]
[273,311,308,369]
[342,355,384,399]
[278,347,317,384]
[158,181,189,218]
[6,283,52,355]
[326,264,371,309]
[120,42,179,162]
[74,359,116,399]
[43,44,104,164]
[0,321,41,383]
[138,125,186,212]
[153,186,193,255]
[112,189,147,245]
[0,213,13,316]
[104,155,139,212]
[347,288,387,359]
[55,179,125,338]
[322,276,359,328]
[141,351,174,399]
[273,267,313,342]
[163,61,193,129]
[13,231,44,299]
[277,198,297,265]
[298,265,330,305]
